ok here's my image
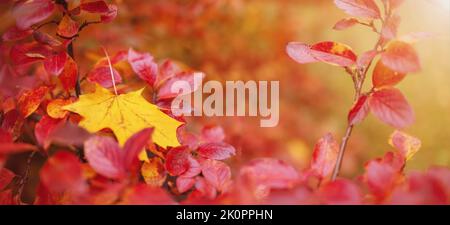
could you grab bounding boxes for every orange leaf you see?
[372,59,406,88]
[47,98,73,119]
[381,41,421,73]
[17,86,49,118]
[57,15,79,37]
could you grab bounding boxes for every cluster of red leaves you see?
[0,0,449,205]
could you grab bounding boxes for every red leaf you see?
[17,86,49,118]
[368,88,414,128]
[59,56,78,91]
[80,1,110,13]
[372,60,406,88]
[333,18,358,30]
[381,14,401,40]
[286,42,318,64]
[334,0,380,19]
[157,72,205,100]
[381,41,421,73]
[33,30,62,46]
[155,59,181,86]
[198,142,236,160]
[165,146,190,176]
[389,130,421,161]
[286,41,357,67]
[122,128,153,169]
[176,176,195,194]
[390,170,448,205]
[310,41,357,66]
[201,159,232,192]
[101,4,118,23]
[40,151,84,193]
[57,15,79,38]
[45,121,91,147]
[121,184,174,205]
[84,136,125,180]
[319,179,362,205]
[180,155,201,178]
[128,48,158,86]
[310,133,339,180]
[43,51,67,76]
[2,26,33,41]
[348,94,370,125]
[34,115,63,148]
[10,42,51,65]
[239,158,299,197]
[363,152,404,200]
[195,176,217,200]
[0,169,15,190]
[0,143,37,155]
[201,125,225,143]
[87,66,122,88]
[12,0,55,29]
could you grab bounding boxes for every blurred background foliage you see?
[1,0,449,177]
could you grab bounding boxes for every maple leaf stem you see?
[102,47,119,95]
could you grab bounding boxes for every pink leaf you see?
[286,42,318,64]
[198,142,236,160]
[239,158,299,195]
[176,177,195,193]
[334,0,380,19]
[319,179,363,205]
[34,115,63,148]
[84,136,125,179]
[201,125,225,143]
[12,0,55,29]
[80,1,110,13]
[333,18,358,30]
[43,51,67,76]
[165,146,190,176]
[310,133,339,180]
[122,128,153,169]
[381,41,421,73]
[101,4,118,23]
[87,66,122,88]
[368,88,414,128]
[128,48,158,86]
[157,72,204,100]
[201,159,232,192]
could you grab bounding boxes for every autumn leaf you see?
[334,0,380,19]
[57,15,79,38]
[389,130,421,161]
[62,84,182,148]
[43,51,67,76]
[101,4,118,23]
[310,133,339,180]
[372,59,406,88]
[333,18,358,30]
[80,1,110,13]
[197,142,236,160]
[319,179,362,205]
[12,0,55,29]
[17,86,49,118]
[348,94,370,125]
[381,41,421,73]
[368,88,414,129]
[286,41,357,67]
[128,48,158,86]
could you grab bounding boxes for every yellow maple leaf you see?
[62,85,183,149]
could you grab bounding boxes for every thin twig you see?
[331,4,390,181]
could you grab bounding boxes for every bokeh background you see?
[1,0,449,178]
